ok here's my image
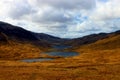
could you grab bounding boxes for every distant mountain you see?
[34,33,67,44]
[0,21,120,47]
[0,21,67,45]
[84,34,120,50]
[0,21,51,47]
[65,30,120,46]
[0,21,38,41]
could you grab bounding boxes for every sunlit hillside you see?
[75,33,120,64]
[0,31,119,80]
[0,0,120,79]
[77,34,120,50]
[0,40,43,60]
[0,20,120,80]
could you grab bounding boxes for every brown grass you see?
[0,41,51,60]
[0,35,120,80]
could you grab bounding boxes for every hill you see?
[0,21,56,60]
[0,21,66,47]
[75,32,120,64]
[0,21,120,80]
[76,31,120,50]
[0,30,120,80]
[66,30,120,47]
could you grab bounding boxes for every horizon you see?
[0,0,120,38]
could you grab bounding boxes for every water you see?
[45,52,78,57]
[21,45,79,62]
[21,58,53,62]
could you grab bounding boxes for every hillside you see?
[0,21,38,41]
[0,32,120,80]
[0,32,50,60]
[0,21,55,60]
[0,21,67,46]
[0,41,43,60]
[66,30,120,46]
[34,33,68,45]
[76,33,120,50]
[0,21,120,80]
[75,33,120,64]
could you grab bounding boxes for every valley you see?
[0,21,120,80]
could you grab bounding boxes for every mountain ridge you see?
[0,21,120,47]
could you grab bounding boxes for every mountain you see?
[74,31,120,64]
[0,21,38,41]
[65,30,120,46]
[0,21,51,60]
[77,33,120,50]
[0,21,120,47]
[0,21,59,48]
[34,33,68,45]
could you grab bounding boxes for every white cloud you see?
[90,0,120,21]
[0,0,120,38]
[28,0,95,10]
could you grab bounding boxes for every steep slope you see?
[0,21,51,60]
[0,31,46,60]
[0,21,38,41]
[0,21,68,46]
[0,21,53,48]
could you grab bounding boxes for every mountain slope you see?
[0,21,51,60]
[66,30,120,46]
[0,21,68,46]
[34,33,67,44]
[84,35,120,50]
[0,21,38,41]
[76,31,120,50]
[0,21,55,48]
[0,41,43,60]
[75,33,120,64]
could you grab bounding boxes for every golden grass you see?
[0,41,48,60]
[0,56,120,80]
[0,35,120,80]
[77,35,120,50]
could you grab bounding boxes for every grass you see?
[0,34,120,80]
[0,41,41,60]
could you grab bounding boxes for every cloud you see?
[28,0,95,10]
[90,0,120,21]
[0,0,120,38]
[30,8,73,24]
[0,0,34,19]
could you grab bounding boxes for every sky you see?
[0,0,120,38]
